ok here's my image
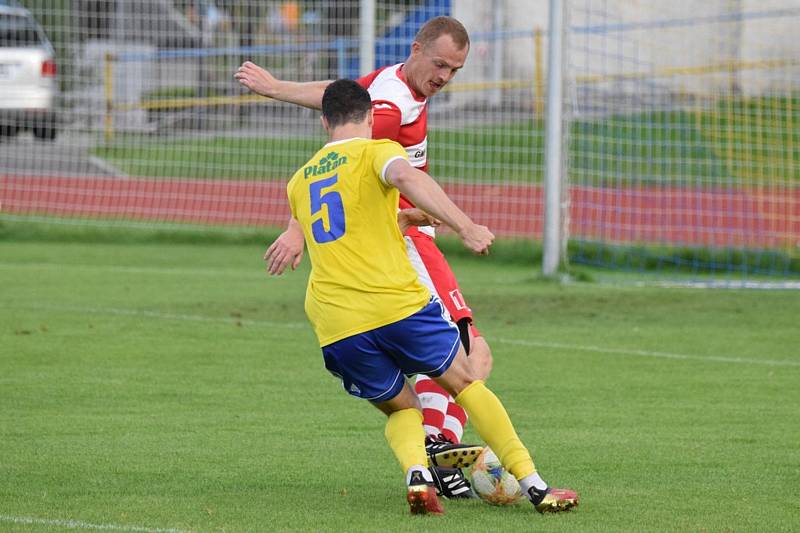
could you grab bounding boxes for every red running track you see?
[2,175,798,248]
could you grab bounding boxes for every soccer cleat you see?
[425,434,483,468]
[407,470,445,515]
[430,466,477,499]
[527,486,579,513]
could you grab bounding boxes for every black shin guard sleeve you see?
[456,318,471,355]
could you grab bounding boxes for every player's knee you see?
[450,374,475,396]
[434,349,477,396]
[373,382,421,415]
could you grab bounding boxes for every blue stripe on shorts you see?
[321,297,460,403]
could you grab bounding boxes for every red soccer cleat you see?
[407,470,445,515]
[529,486,579,513]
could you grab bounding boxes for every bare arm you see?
[385,161,494,255]
[397,208,440,235]
[264,218,305,275]
[234,61,331,110]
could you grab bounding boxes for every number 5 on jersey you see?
[310,174,346,243]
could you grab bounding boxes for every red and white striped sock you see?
[442,401,468,444]
[415,375,447,437]
[415,375,468,443]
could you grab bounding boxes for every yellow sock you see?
[455,380,536,480]
[384,408,428,473]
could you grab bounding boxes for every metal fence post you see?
[359,0,375,76]
[542,0,565,276]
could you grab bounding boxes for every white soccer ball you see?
[469,446,524,505]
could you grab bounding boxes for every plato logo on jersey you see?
[304,151,348,179]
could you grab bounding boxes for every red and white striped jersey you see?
[357,65,474,325]
[356,64,429,172]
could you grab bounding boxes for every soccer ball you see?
[468,447,524,505]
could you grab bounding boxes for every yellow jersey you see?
[287,137,431,346]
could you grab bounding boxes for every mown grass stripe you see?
[13,303,797,368]
[15,303,306,330]
[0,515,191,533]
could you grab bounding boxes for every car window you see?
[0,13,43,47]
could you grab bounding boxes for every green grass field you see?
[90,95,800,184]
[2,237,799,532]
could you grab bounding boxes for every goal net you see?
[563,0,799,283]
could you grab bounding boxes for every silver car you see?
[0,3,57,140]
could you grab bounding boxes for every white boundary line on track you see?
[15,303,799,368]
[0,515,191,533]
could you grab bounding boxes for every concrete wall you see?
[739,0,800,94]
[452,0,800,111]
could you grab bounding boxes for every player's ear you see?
[320,115,329,133]
[410,40,422,57]
[366,108,374,129]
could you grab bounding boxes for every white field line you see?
[495,338,800,367]
[88,156,129,178]
[650,280,800,290]
[15,303,799,368]
[0,261,275,279]
[0,514,191,533]
[18,303,306,330]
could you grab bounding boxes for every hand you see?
[397,208,440,234]
[235,61,279,98]
[264,227,305,275]
[459,223,494,255]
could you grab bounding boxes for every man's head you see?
[321,79,373,134]
[405,16,470,98]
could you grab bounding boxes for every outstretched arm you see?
[235,61,331,110]
[384,161,494,255]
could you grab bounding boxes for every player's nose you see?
[440,70,455,84]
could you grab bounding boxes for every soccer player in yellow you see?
[276,79,578,515]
